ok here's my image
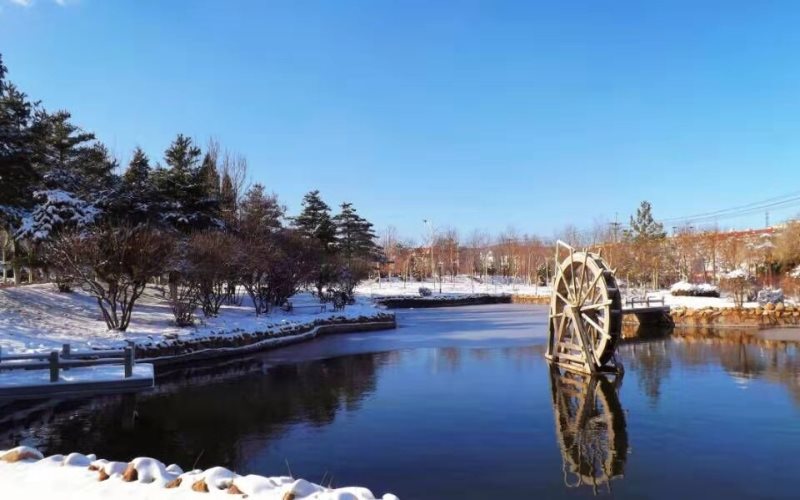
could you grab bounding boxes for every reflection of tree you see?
[0,353,389,469]
[619,342,671,407]
[548,365,628,495]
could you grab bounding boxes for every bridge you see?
[621,297,672,326]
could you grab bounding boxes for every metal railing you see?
[624,296,666,308]
[0,344,136,383]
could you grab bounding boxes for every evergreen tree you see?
[238,184,284,236]
[333,202,378,264]
[198,150,221,199]
[123,147,151,189]
[29,109,107,195]
[155,134,219,230]
[0,55,37,216]
[628,201,666,242]
[219,171,236,227]
[626,200,666,288]
[294,190,336,249]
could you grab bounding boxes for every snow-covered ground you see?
[357,276,551,298]
[0,284,382,355]
[0,447,397,499]
[641,290,761,309]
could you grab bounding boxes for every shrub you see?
[418,287,432,297]
[719,269,753,308]
[669,281,720,298]
[46,226,174,331]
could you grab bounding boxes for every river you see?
[3,304,800,499]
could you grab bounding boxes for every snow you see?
[722,268,750,280]
[0,447,398,499]
[669,281,720,295]
[0,284,386,356]
[0,363,152,388]
[643,290,762,309]
[356,276,551,299]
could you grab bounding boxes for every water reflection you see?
[548,365,628,495]
[1,352,391,469]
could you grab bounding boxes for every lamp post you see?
[423,219,435,286]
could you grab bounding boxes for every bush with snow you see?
[669,281,720,298]
[418,287,432,297]
[757,288,784,305]
[719,269,754,308]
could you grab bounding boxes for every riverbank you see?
[0,284,395,364]
[0,446,397,499]
[669,303,800,328]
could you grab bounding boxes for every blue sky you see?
[2,0,800,240]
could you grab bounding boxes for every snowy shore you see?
[0,446,397,499]
[0,284,392,356]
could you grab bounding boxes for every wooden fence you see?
[0,344,136,383]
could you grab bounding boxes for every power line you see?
[659,190,800,225]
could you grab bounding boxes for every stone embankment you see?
[670,302,800,328]
[136,313,397,366]
[376,294,513,308]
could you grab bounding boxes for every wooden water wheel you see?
[547,241,623,374]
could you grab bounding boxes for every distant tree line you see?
[378,200,800,295]
[0,54,379,330]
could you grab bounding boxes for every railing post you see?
[124,346,134,378]
[49,351,59,383]
[61,344,71,371]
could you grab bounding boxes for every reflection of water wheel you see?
[548,365,628,493]
[547,241,623,373]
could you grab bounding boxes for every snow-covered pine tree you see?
[15,189,98,242]
[0,55,37,219]
[155,134,220,231]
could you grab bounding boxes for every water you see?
[4,304,800,498]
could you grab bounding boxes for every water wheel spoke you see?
[580,312,609,340]
[580,300,612,312]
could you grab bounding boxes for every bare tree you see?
[46,226,174,331]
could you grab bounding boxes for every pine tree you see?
[238,184,284,236]
[629,201,666,242]
[29,109,102,194]
[198,151,221,199]
[218,171,237,229]
[0,55,37,215]
[123,147,151,189]
[333,202,378,264]
[294,190,336,249]
[155,134,219,230]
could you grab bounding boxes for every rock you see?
[122,463,138,482]
[0,447,43,463]
[283,493,296,500]
[766,302,776,311]
[98,469,110,481]
[166,478,182,488]
[192,479,210,492]
[227,483,245,495]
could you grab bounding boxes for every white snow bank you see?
[721,268,750,280]
[357,276,550,299]
[0,446,398,500]
[0,284,386,356]
[669,281,719,296]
